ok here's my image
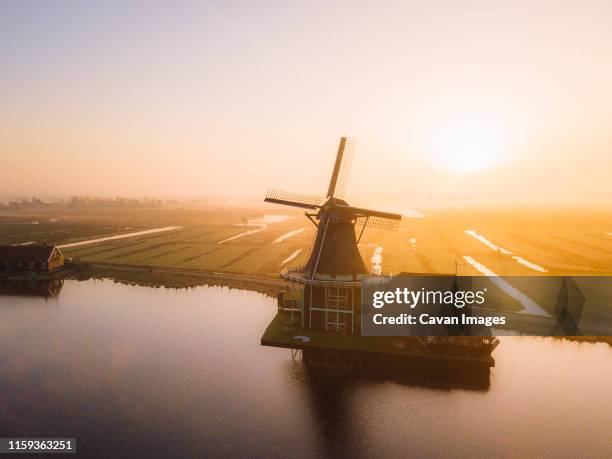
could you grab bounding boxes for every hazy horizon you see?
[1,1,611,206]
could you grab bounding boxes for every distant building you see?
[0,245,65,273]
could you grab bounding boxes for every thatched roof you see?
[304,220,366,276]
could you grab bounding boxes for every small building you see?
[0,245,65,273]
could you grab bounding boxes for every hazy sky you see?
[1,0,611,205]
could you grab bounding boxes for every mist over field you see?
[1,1,611,207]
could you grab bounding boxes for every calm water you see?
[0,280,610,458]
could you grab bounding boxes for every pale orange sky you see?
[1,1,611,206]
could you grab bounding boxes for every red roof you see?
[0,245,57,263]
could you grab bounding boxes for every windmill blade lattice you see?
[264,189,325,210]
[327,137,355,199]
[349,205,402,231]
[355,215,401,231]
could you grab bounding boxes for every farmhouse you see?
[0,245,65,273]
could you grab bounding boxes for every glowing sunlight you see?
[415,110,524,173]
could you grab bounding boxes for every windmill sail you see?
[348,205,402,231]
[327,137,355,199]
[264,189,324,210]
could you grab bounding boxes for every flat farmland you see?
[2,206,611,277]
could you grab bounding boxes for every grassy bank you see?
[69,262,286,296]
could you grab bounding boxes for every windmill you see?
[265,137,402,334]
[265,137,402,279]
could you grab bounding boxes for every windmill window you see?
[41,262,47,270]
[28,262,35,270]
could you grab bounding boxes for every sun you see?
[414,110,522,173]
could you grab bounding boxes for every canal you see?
[0,280,610,457]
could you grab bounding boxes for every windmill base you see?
[261,311,497,367]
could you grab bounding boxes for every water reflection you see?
[296,348,491,391]
[0,279,64,298]
[292,348,491,457]
[0,280,609,458]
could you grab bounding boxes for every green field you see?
[1,205,612,278]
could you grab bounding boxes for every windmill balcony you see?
[280,265,393,288]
